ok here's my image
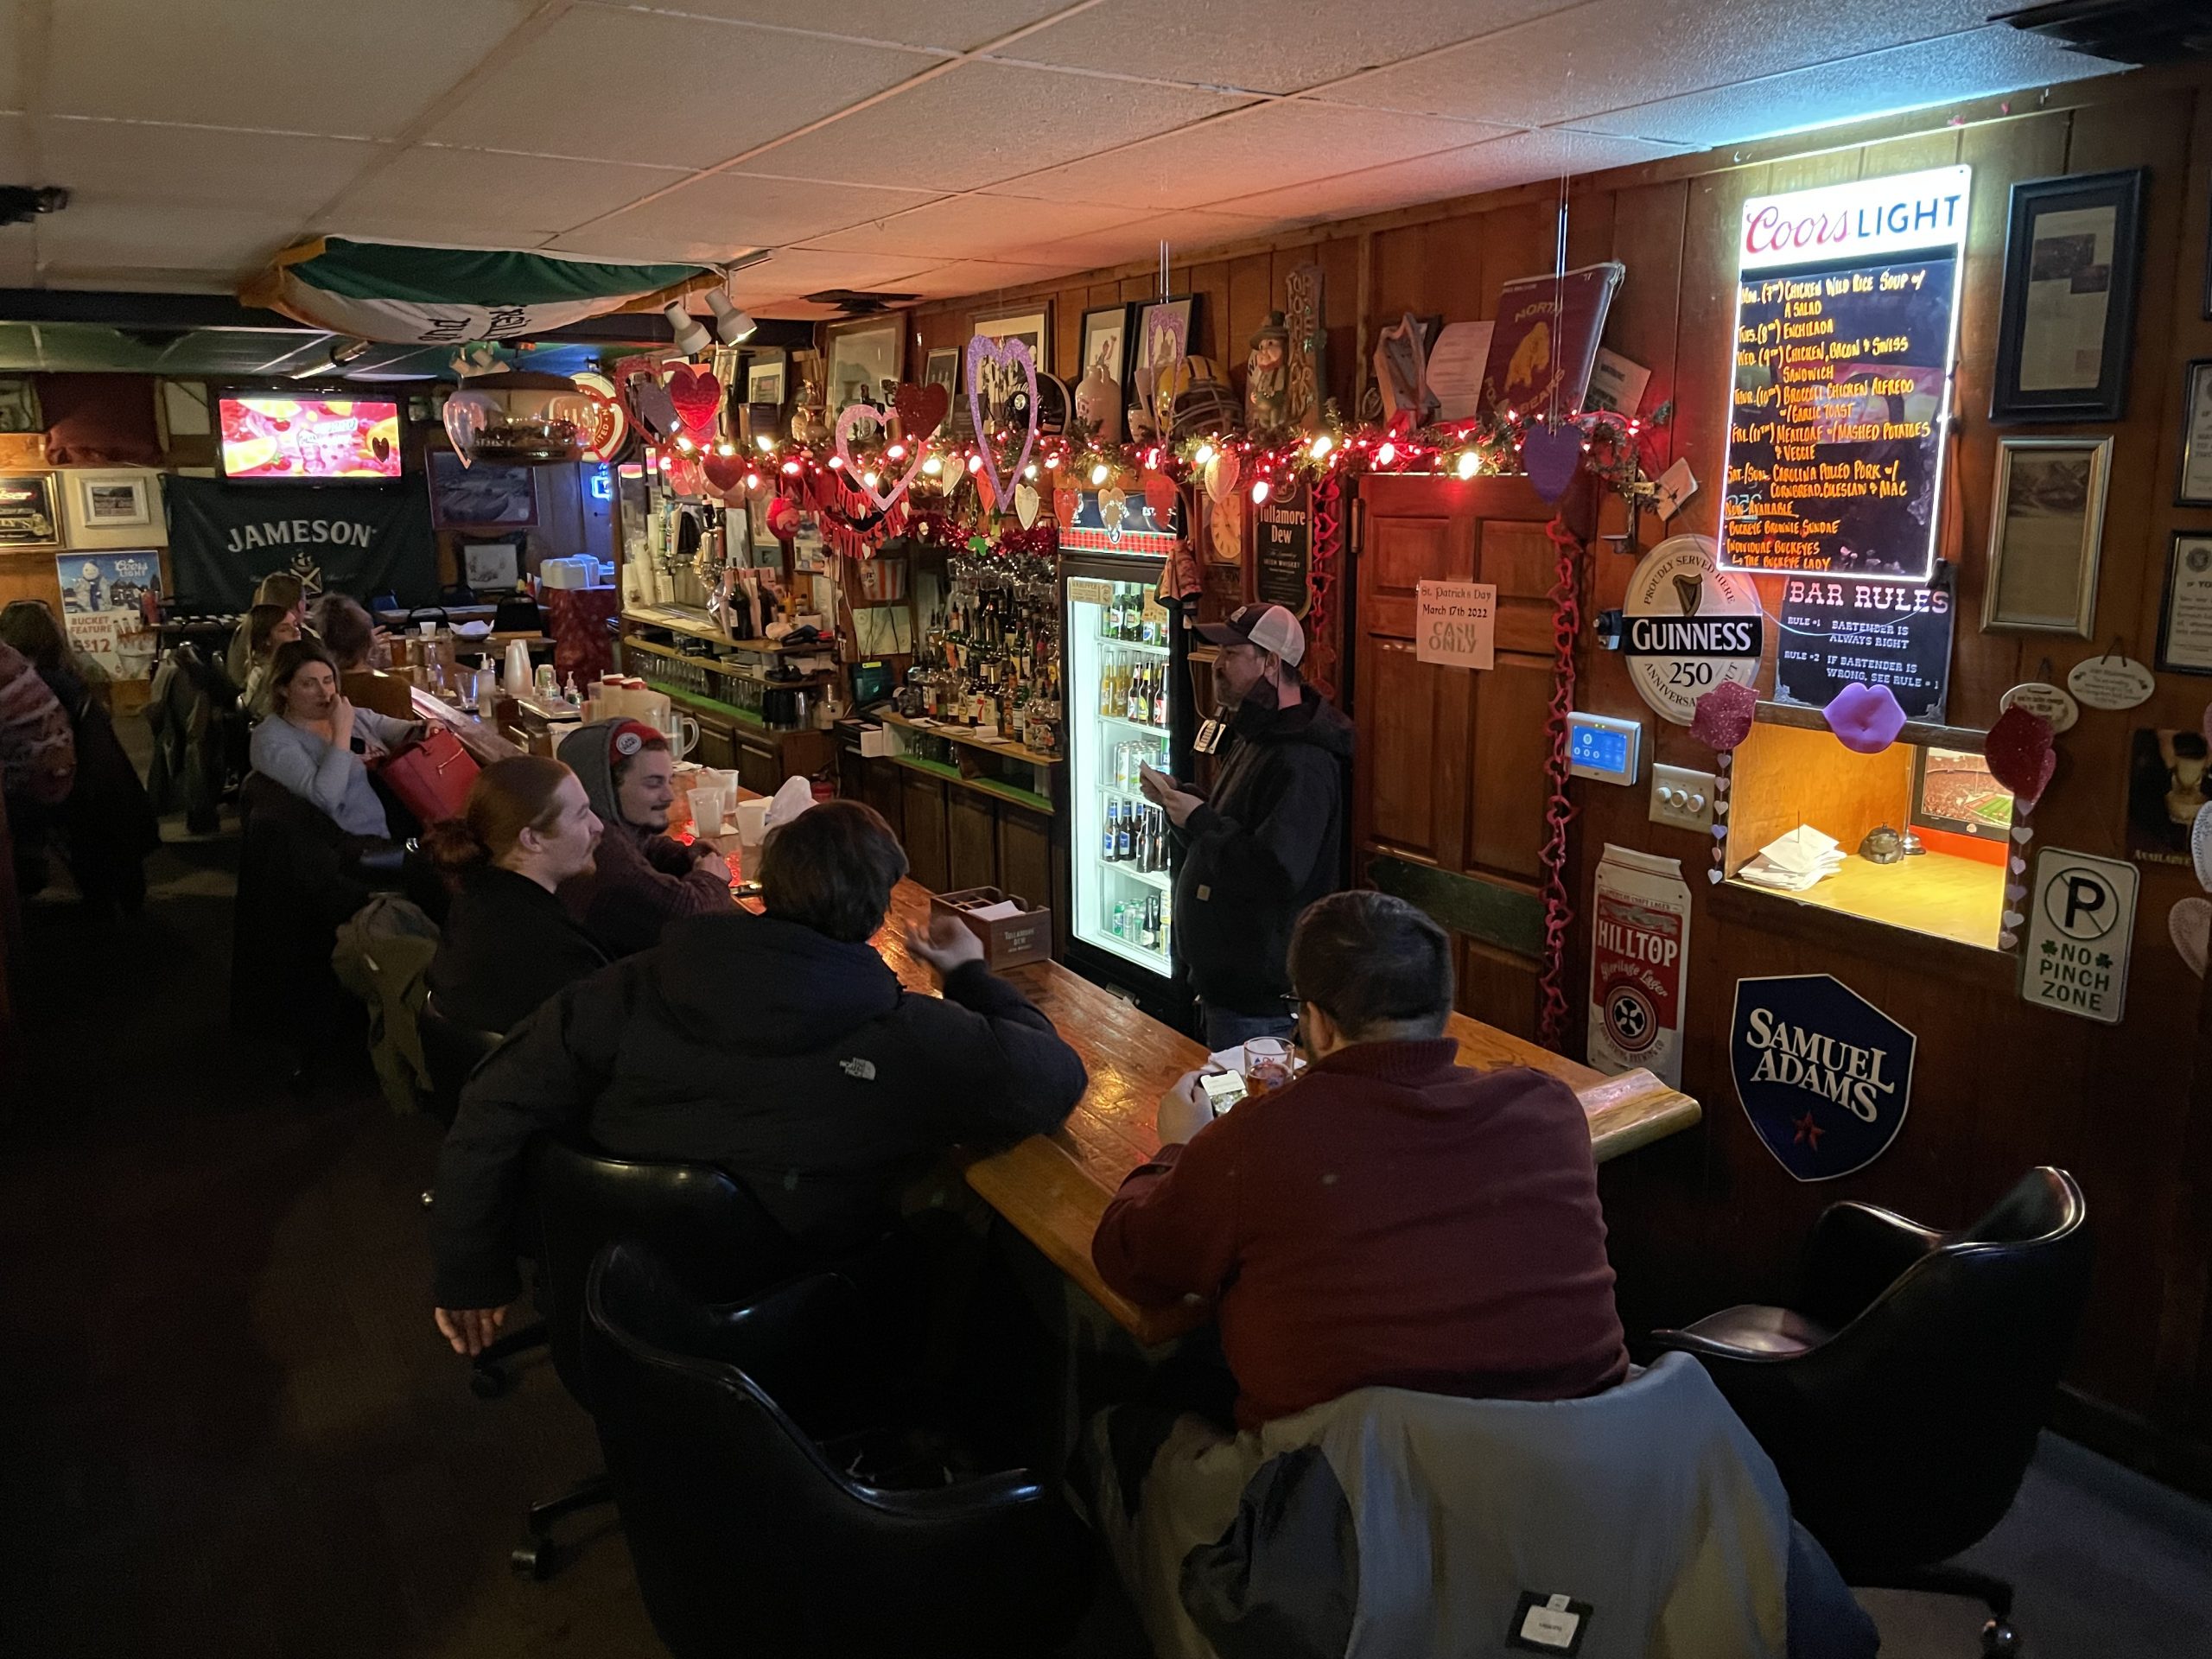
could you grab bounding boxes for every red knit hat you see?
[607,719,666,763]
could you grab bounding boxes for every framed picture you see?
[2159,532,2212,674]
[746,352,786,408]
[428,450,537,529]
[1130,295,1197,409]
[459,535,524,593]
[1079,304,1131,391]
[973,307,1051,377]
[1981,436,2112,637]
[78,472,152,528]
[824,317,902,413]
[923,347,959,393]
[0,471,60,548]
[1991,168,2145,423]
[2179,359,2212,505]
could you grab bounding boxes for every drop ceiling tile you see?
[999,99,1515,213]
[0,115,29,181]
[1317,0,2026,130]
[1575,24,2115,148]
[1020,206,1276,267]
[41,119,383,216]
[745,60,1251,193]
[648,0,1073,54]
[0,5,22,113]
[1203,126,1686,225]
[326,147,690,239]
[715,248,943,302]
[893,258,1084,302]
[44,0,541,138]
[798,194,1146,259]
[1001,0,1581,95]
[424,9,938,168]
[550,171,938,264]
[0,228,35,291]
[32,200,301,281]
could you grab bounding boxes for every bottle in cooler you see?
[1102,798,1119,861]
[1142,893,1160,950]
[1116,801,1134,861]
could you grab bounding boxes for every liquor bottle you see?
[1142,893,1160,950]
[1098,651,1116,720]
[1152,664,1168,728]
[1116,800,1135,862]
[1102,798,1120,862]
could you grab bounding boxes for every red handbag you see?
[374,726,480,825]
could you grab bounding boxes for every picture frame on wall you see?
[823,318,902,414]
[1078,304,1131,391]
[745,352,786,408]
[1981,435,2112,637]
[1990,168,2146,423]
[972,307,1051,376]
[923,347,959,392]
[428,450,537,530]
[78,472,152,528]
[1130,295,1198,409]
[0,471,60,548]
[2179,358,2212,505]
[2158,531,2212,674]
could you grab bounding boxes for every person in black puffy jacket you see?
[429,798,1088,1357]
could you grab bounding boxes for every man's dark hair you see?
[1287,890,1453,1039]
[759,799,909,944]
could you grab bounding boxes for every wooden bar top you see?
[866,881,1702,1346]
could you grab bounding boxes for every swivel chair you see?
[1649,1167,2092,1656]
[582,1237,1091,1659]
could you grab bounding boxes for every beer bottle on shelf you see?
[1102,798,1119,862]
[1142,893,1160,950]
[1116,799,1135,861]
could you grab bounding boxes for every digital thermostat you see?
[1567,712,1643,785]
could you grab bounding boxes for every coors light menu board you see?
[1719,166,1970,583]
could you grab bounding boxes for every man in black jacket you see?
[1141,603,1353,1050]
[431,799,1088,1357]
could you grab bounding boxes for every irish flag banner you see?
[242,238,715,345]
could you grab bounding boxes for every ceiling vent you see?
[804,289,920,315]
[1993,1,2212,66]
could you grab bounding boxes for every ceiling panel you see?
[1576,24,2111,147]
[0,114,30,181]
[892,258,1085,302]
[798,193,1146,259]
[746,60,1251,194]
[31,202,302,288]
[652,0,1076,54]
[720,247,944,303]
[0,3,22,113]
[1314,0,2021,130]
[550,171,938,263]
[999,0,1581,95]
[422,8,938,168]
[43,0,540,139]
[41,119,383,216]
[0,229,35,292]
[1000,99,1516,212]
[325,147,691,240]
[1019,206,1277,268]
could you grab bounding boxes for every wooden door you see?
[899,771,950,892]
[1352,474,1561,1039]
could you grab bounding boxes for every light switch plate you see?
[1649,763,1718,831]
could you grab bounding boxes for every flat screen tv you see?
[218,395,402,480]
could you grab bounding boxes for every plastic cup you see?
[690,787,725,836]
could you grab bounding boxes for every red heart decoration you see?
[893,382,950,440]
[1689,679,1758,753]
[1141,471,1177,518]
[1985,704,2056,810]
[666,365,724,444]
[702,450,748,498]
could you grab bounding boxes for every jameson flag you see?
[239,238,715,345]
[165,475,437,607]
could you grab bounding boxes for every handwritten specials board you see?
[1719,166,1970,583]
[1254,478,1312,616]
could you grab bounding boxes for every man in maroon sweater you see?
[1093,890,1629,1429]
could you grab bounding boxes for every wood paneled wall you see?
[908,59,2212,1480]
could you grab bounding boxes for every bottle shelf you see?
[1097,635,1169,655]
[1098,858,1172,891]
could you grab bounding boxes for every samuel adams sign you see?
[165,474,438,607]
[1731,974,1916,1181]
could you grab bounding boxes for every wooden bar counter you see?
[866,882,1702,1346]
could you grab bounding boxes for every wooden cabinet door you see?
[861,754,904,842]
[996,802,1053,912]
[947,787,999,892]
[734,733,779,796]
[900,771,950,892]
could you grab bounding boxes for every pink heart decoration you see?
[1141,471,1177,520]
[835,403,926,513]
[965,334,1039,504]
[441,391,493,468]
[1985,704,2056,810]
[1690,679,1758,753]
[666,365,724,445]
[893,382,950,441]
[1823,682,1907,754]
[1520,423,1585,502]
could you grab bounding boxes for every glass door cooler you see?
[1061,547,1188,1022]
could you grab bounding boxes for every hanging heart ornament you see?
[1520,423,1586,502]
[964,334,1038,504]
[893,381,950,442]
[835,403,925,513]
[702,450,748,499]
[1985,704,2056,810]
[666,365,724,446]
[1014,483,1041,529]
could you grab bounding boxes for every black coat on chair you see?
[1649,1166,2090,1643]
[582,1238,1091,1659]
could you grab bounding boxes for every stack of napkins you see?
[1735,825,1845,893]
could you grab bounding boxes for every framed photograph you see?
[1991,168,2145,423]
[2159,532,2212,674]
[972,307,1051,378]
[427,450,537,530]
[1079,304,1132,391]
[923,347,959,394]
[2179,359,2212,505]
[78,472,152,528]
[0,471,60,548]
[1130,295,1197,409]
[823,318,902,413]
[459,535,524,593]
[2126,727,2210,863]
[746,352,786,408]
[1981,436,2112,636]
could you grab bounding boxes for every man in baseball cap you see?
[1141,603,1353,1049]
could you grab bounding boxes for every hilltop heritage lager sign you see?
[165,474,437,607]
[1719,165,1970,582]
[1732,974,1916,1181]
[1620,534,1764,725]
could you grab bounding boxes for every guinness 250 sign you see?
[1623,534,1764,724]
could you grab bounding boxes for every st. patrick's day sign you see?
[1731,974,1916,1180]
